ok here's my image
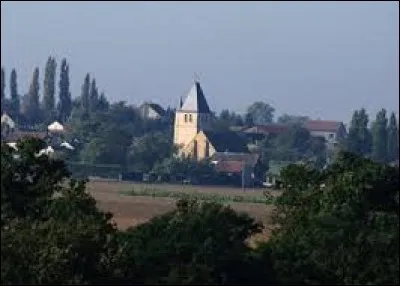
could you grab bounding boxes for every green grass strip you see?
[120,187,274,204]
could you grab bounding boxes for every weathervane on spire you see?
[179,96,183,108]
[194,72,200,83]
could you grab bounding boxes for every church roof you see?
[179,81,211,113]
[203,130,249,153]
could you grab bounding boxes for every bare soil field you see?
[87,180,278,245]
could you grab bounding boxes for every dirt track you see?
[87,180,276,244]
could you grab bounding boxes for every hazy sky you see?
[1,1,399,123]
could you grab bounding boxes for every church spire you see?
[180,79,211,113]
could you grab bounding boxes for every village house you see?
[304,120,347,145]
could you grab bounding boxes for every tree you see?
[81,73,90,116]
[346,108,372,157]
[42,57,57,122]
[1,138,117,284]
[264,124,326,166]
[23,67,41,125]
[68,101,143,166]
[127,131,177,173]
[152,157,218,184]
[98,92,110,112]
[214,109,244,130]
[245,101,275,125]
[387,112,399,163]
[57,58,72,123]
[277,114,309,125]
[371,108,388,163]
[89,78,99,113]
[1,138,276,285]
[9,69,20,119]
[110,199,273,285]
[80,121,132,165]
[244,112,254,126]
[1,67,5,112]
[264,152,399,285]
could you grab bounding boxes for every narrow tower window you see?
[205,141,210,158]
[193,140,198,160]
[184,114,188,122]
[189,114,193,122]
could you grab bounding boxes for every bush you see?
[264,152,399,285]
[108,199,275,285]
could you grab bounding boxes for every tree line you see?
[345,108,398,164]
[2,58,398,175]
[1,57,109,127]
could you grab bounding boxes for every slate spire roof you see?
[179,80,211,113]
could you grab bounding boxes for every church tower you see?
[173,80,213,152]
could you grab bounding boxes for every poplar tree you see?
[42,57,57,119]
[10,69,20,118]
[387,112,399,163]
[81,73,90,115]
[371,109,388,163]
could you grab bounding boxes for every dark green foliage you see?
[128,131,177,173]
[387,112,399,163]
[23,67,41,125]
[69,101,143,165]
[1,139,68,221]
[89,78,99,113]
[81,73,91,116]
[9,69,20,119]
[110,199,272,285]
[42,57,57,122]
[346,108,372,157]
[2,137,399,285]
[371,108,388,163]
[1,139,276,285]
[264,151,399,285]
[245,101,275,125]
[152,156,217,183]
[244,112,254,126]
[214,109,244,130]
[1,67,5,112]
[1,139,117,284]
[98,92,110,112]
[57,58,72,123]
[261,124,327,168]
[1,181,116,285]
[277,114,309,125]
[80,122,132,165]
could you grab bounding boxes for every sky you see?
[1,1,399,124]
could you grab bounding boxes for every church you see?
[173,80,262,180]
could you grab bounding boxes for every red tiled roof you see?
[243,124,289,135]
[212,153,260,174]
[215,161,245,173]
[304,120,342,132]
